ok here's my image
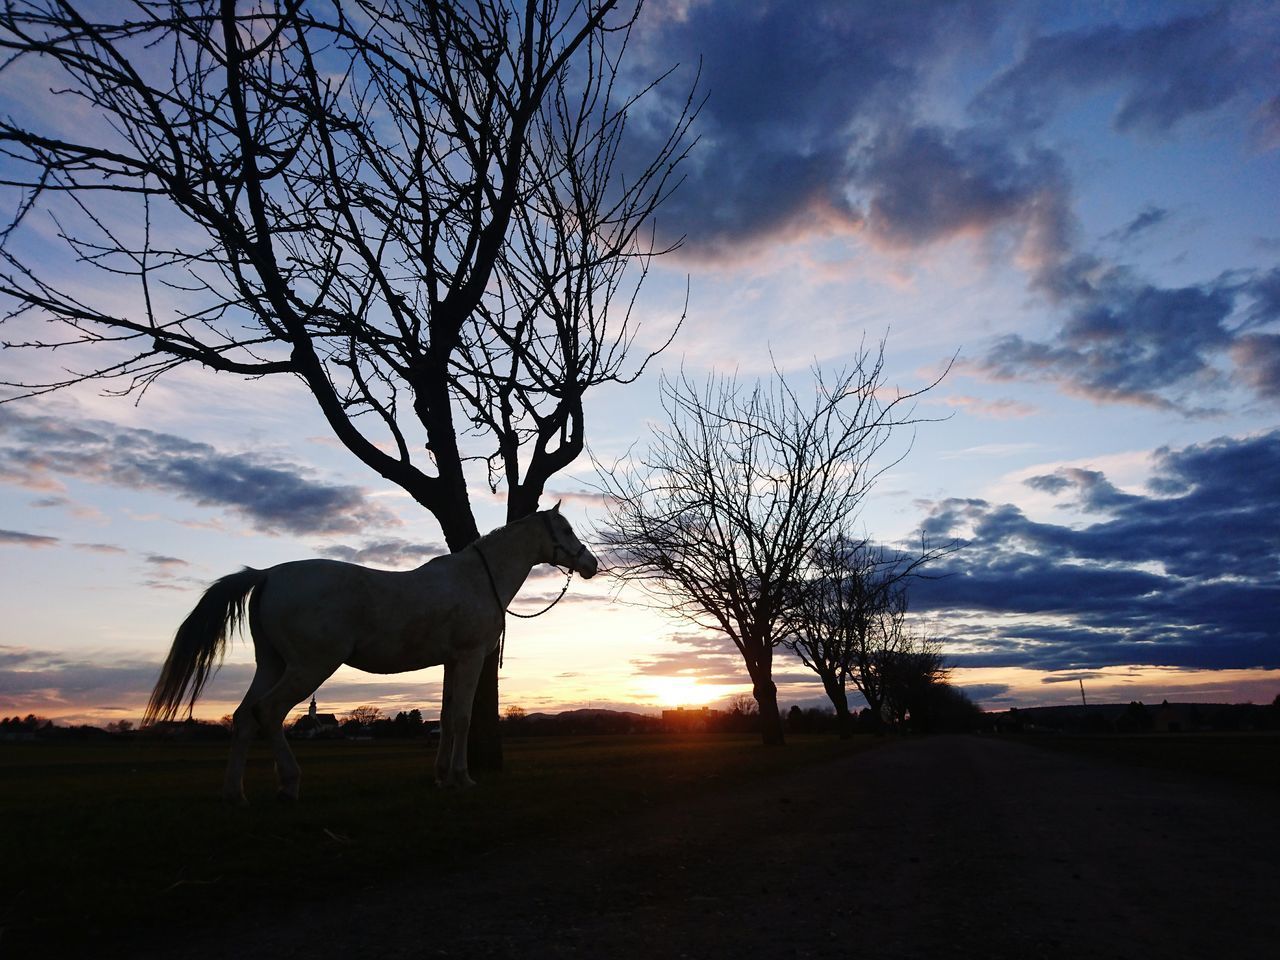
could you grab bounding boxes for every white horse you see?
[142,504,597,801]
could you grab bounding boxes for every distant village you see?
[3,694,1278,742]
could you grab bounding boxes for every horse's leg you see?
[222,652,283,805]
[435,663,455,787]
[439,654,485,788]
[253,663,337,801]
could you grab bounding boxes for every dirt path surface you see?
[167,736,1278,959]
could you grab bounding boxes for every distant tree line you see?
[1,714,232,740]
[335,708,431,739]
[994,696,1280,735]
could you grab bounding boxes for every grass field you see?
[6,731,1276,956]
[1015,731,1280,790]
[0,734,869,956]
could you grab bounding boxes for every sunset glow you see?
[634,676,737,709]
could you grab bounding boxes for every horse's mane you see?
[471,510,543,551]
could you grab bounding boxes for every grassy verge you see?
[1012,732,1280,791]
[1,733,872,955]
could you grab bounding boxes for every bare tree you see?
[346,704,384,727]
[0,0,695,767]
[878,623,947,730]
[782,532,952,737]
[597,344,941,746]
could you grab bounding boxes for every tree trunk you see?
[432,499,502,774]
[753,679,785,746]
[820,674,852,740]
[834,700,853,740]
[468,651,503,772]
[865,694,886,735]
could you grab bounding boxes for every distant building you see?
[662,706,715,732]
[291,697,341,739]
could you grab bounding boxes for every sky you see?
[1,0,1278,725]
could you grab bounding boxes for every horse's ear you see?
[552,499,562,514]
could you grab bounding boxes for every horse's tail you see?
[142,567,267,726]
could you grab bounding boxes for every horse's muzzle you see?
[577,551,599,579]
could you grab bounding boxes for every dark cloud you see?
[855,125,1070,255]
[0,644,443,719]
[1024,467,1139,513]
[625,2,1275,264]
[627,0,1000,257]
[978,265,1280,411]
[1039,673,1105,685]
[0,528,58,547]
[0,645,256,714]
[0,406,399,536]
[915,431,1280,671]
[1239,266,1280,328]
[958,683,1014,705]
[1232,333,1280,399]
[974,7,1277,135]
[1105,205,1170,244]
[145,554,188,569]
[623,4,1279,416]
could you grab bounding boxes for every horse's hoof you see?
[276,789,299,802]
[222,793,249,807]
[435,776,476,789]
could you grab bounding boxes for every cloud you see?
[1022,467,1139,513]
[1253,94,1280,151]
[915,430,1280,671]
[145,554,188,569]
[626,2,1273,267]
[623,4,1277,418]
[626,0,1000,258]
[321,539,445,568]
[630,631,742,681]
[976,265,1280,411]
[0,405,400,536]
[0,528,58,547]
[74,542,127,554]
[28,494,103,519]
[974,7,1278,135]
[1104,205,1170,244]
[0,641,446,720]
[1231,333,1280,399]
[956,682,1013,704]
[0,644,253,714]
[628,630,813,687]
[1039,673,1105,685]
[855,125,1070,257]
[944,394,1038,419]
[543,489,617,510]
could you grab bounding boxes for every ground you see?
[143,735,1279,959]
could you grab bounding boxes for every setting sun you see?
[635,676,731,708]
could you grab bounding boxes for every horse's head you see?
[542,502,598,579]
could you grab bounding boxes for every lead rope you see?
[473,545,574,668]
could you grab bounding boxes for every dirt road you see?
[169,736,1279,959]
